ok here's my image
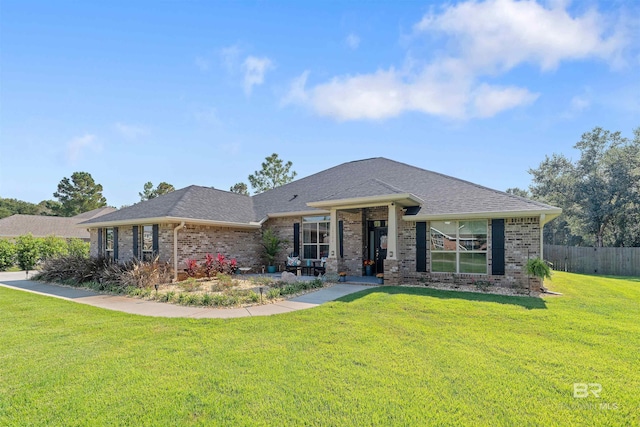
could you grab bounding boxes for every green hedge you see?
[0,234,90,271]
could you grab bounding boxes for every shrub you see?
[38,236,68,261]
[67,238,90,258]
[185,259,198,277]
[118,258,172,289]
[526,258,552,281]
[203,253,215,278]
[266,288,280,299]
[15,234,40,271]
[35,256,171,292]
[246,291,260,303]
[201,293,212,306]
[159,291,176,303]
[0,239,15,271]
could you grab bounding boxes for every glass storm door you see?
[368,221,388,274]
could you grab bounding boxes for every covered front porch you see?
[306,192,423,286]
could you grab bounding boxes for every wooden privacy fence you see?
[544,245,640,277]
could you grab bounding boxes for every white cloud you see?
[345,33,360,50]
[569,95,591,112]
[114,122,149,140]
[413,0,626,72]
[220,44,241,73]
[242,56,274,95]
[283,0,627,121]
[284,61,537,120]
[470,84,539,118]
[66,134,100,163]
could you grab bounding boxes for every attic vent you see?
[289,194,298,202]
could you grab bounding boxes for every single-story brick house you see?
[79,158,560,291]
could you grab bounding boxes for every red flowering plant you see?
[214,253,238,275]
[203,253,216,278]
[185,259,199,277]
[363,259,375,266]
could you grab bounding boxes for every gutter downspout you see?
[540,214,546,261]
[173,221,185,282]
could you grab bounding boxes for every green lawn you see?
[1,272,638,426]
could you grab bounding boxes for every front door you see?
[368,221,387,274]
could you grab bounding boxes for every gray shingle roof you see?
[79,158,559,227]
[80,186,256,225]
[0,207,116,239]
[253,158,558,218]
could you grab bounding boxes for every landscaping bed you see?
[32,254,334,308]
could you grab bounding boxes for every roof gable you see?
[80,186,257,226]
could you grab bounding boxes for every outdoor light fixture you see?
[25,270,29,279]
[389,251,393,257]
[259,287,263,304]
[154,283,159,293]
[330,250,335,256]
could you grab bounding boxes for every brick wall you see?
[338,210,364,275]
[398,216,542,292]
[173,224,262,271]
[89,228,99,257]
[87,213,542,292]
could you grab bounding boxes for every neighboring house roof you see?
[80,158,561,228]
[0,207,116,239]
[80,186,258,228]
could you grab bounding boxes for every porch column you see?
[329,208,338,259]
[387,203,398,260]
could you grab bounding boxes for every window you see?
[140,225,154,261]
[430,220,487,274]
[302,216,330,259]
[104,228,114,261]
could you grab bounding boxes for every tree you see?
[230,182,249,196]
[248,153,297,194]
[505,187,530,198]
[528,127,640,247]
[0,198,40,219]
[139,181,175,201]
[53,172,107,217]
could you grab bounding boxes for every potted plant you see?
[525,257,552,292]
[338,272,347,282]
[376,273,384,284]
[262,229,287,273]
[363,259,374,276]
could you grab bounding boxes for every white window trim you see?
[430,220,488,275]
[140,225,154,261]
[104,227,114,261]
[302,216,330,260]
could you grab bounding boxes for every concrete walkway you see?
[0,272,376,319]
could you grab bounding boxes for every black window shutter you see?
[113,227,119,261]
[492,219,505,275]
[338,220,344,258]
[97,228,103,256]
[293,223,300,256]
[152,224,159,256]
[416,222,427,272]
[132,226,139,259]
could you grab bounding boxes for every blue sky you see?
[1,0,638,208]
